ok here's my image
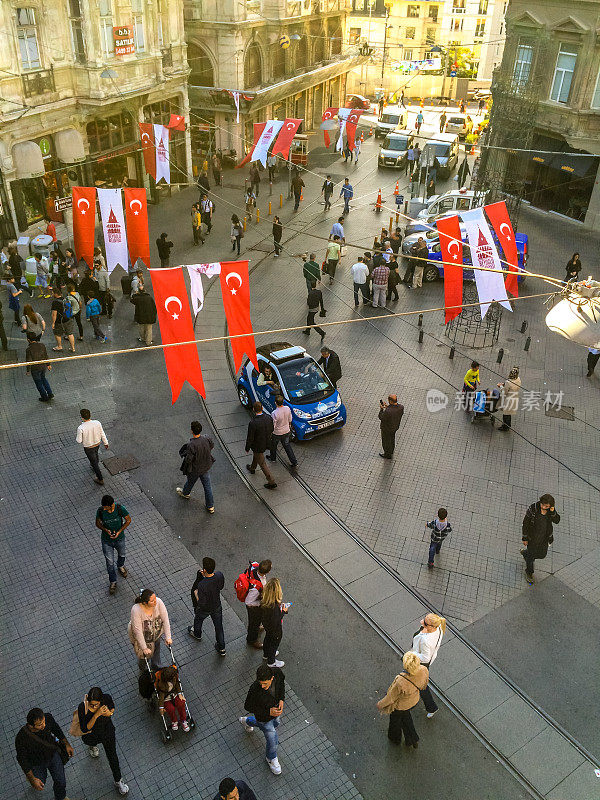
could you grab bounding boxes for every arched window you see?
[245,43,262,88]
[272,43,286,80]
[188,43,214,86]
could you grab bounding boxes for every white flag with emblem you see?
[461,206,511,318]
[336,108,350,152]
[250,120,284,167]
[186,263,222,315]
[153,123,170,184]
[97,188,128,273]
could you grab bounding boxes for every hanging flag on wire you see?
[271,119,303,160]
[139,123,156,179]
[186,263,222,315]
[484,201,519,298]
[250,120,285,167]
[219,260,258,372]
[436,214,464,324]
[97,188,129,273]
[166,114,185,131]
[123,188,150,269]
[237,122,266,168]
[150,267,206,403]
[461,207,512,318]
[345,109,364,151]
[153,123,170,184]
[320,107,339,148]
[72,187,97,270]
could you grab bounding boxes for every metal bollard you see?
[256,208,260,224]
[268,201,272,216]
[524,336,531,351]
[389,215,393,233]
[395,212,400,223]
[418,313,423,327]
[280,194,283,208]
[497,348,504,363]
[243,216,247,232]
[418,330,424,343]
[449,346,455,359]
[269,181,273,196]
[520,321,528,333]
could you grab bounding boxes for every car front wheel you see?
[424,264,440,283]
[238,385,251,408]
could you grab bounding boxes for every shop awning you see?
[550,152,598,177]
[54,128,85,163]
[12,141,45,179]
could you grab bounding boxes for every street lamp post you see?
[381,11,390,87]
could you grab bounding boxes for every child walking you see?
[426,508,452,568]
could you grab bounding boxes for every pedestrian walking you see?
[272,216,283,256]
[33,253,51,298]
[389,227,402,254]
[249,164,261,197]
[64,249,78,283]
[6,274,23,324]
[415,110,424,134]
[85,293,107,342]
[25,334,53,401]
[387,258,400,302]
[76,408,109,485]
[459,98,466,113]
[15,707,74,800]
[379,394,404,459]
[197,170,210,196]
[497,367,521,430]
[343,142,353,163]
[371,259,390,308]
[78,272,99,303]
[521,494,560,584]
[156,233,173,267]
[376,651,429,748]
[324,236,341,284]
[457,157,471,188]
[212,153,222,187]
[176,420,215,511]
[244,186,256,216]
[75,687,129,795]
[130,287,157,346]
[412,613,445,719]
[354,138,361,164]
[411,235,429,289]
[462,361,480,411]
[321,175,334,210]
[0,300,8,351]
[191,203,204,245]
[439,111,447,133]
[426,177,436,198]
[96,263,112,316]
[267,153,277,183]
[329,216,345,243]
[96,494,131,595]
[564,252,582,283]
[155,665,190,732]
[214,777,257,800]
[246,401,277,489]
[406,145,415,176]
[21,304,45,341]
[240,664,285,775]
[50,286,76,352]
[339,177,353,215]
[260,578,289,668]
[239,559,272,648]
[91,247,106,278]
[128,589,172,669]
[302,252,321,291]
[130,269,143,297]
[268,395,297,466]
[291,172,305,211]
[587,347,600,376]
[65,284,84,340]
[302,281,327,338]
[426,510,452,569]
[351,256,370,305]
[318,346,342,389]
[8,245,32,296]
[200,193,214,233]
[187,556,226,655]
[231,215,243,255]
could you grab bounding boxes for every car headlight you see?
[294,408,312,420]
[396,155,404,164]
[333,396,342,410]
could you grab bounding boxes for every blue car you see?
[237,342,347,441]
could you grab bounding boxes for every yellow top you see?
[464,368,480,388]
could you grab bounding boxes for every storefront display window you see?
[87,112,140,188]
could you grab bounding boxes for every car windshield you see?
[448,117,465,125]
[383,136,409,151]
[381,114,400,125]
[277,357,333,403]
[427,143,451,157]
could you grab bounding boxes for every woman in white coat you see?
[497,367,521,431]
[411,613,446,717]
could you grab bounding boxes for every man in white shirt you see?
[268,395,297,468]
[76,408,109,485]
[200,194,213,233]
[351,256,370,306]
[244,558,272,647]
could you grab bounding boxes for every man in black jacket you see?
[15,707,74,799]
[239,664,285,774]
[188,556,226,655]
[302,281,326,337]
[245,401,277,489]
[521,494,560,583]
[177,420,215,510]
[378,394,404,458]
[318,346,342,388]
[156,233,173,267]
[321,175,334,210]
[214,777,257,800]
[130,288,157,346]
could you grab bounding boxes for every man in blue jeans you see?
[339,177,353,215]
[15,707,74,800]
[240,664,285,775]
[177,420,215,513]
[188,556,226,655]
[96,495,131,595]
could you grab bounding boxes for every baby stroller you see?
[470,388,500,424]
[138,643,196,743]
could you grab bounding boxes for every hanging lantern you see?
[279,34,291,49]
[545,280,600,348]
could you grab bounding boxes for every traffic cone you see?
[470,144,476,155]
[369,126,373,137]
[300,187,303,202]
[393,180,399,196]
[360,131,364,143]
[375,188,382,212]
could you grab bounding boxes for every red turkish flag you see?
[219,260,258,373]
[139,123,156,179]
[321,107,338,148]
[237,123,266,168]
[124,188,150,268]
[166,114,185,132]
[345,109,364,151]
[149,267,206,403]
[485,201,519,298]
[72,187,96,270]
[271,118,302,160]
[437,215,464,324]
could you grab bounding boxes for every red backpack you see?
[234,561,262,602]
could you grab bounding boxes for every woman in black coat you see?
[521,493,560,583]
[260,578,290,668]
[78,687,128,795]
[272,216,283,257]
[565,253,582,283]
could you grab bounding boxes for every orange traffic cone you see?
[369,126,373,137]
[300,187,304,201]
[360,131,364,143]
[375,188,382,212]
[470,144,476,155]
[393,180,399,196]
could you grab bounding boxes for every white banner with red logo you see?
[153,123,170,184]
[251,120,284,167]
[97,188,129,273]
[461,206,512,318]
[335,108,350,152]
[186,262,222,315]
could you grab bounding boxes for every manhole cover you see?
[103,454,141,475]
[544,404,575,420]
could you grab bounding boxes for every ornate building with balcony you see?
[0,0,190,240]
[184,0,364,161]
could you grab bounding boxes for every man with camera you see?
[378,395,404,459]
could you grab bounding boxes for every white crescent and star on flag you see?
[164,295,182,320]
[129,198,142,215]
[77,197,90,214]
[225,272,243,295]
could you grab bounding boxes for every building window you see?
[99,0,114,57]
[134,15,145,51]
[513,41,533,87]
[349,27,361,44]
[188,44,214,86]
[405,27,416,40]
[407,4,420,18]
[86,112,135,153]
[451,19,463,32]
[272,43,286,79]
[244,42,262,88]
[474,18,485,38]
[426,28,436,46]
[452,0,465,12]
[592,67,600,109]
[16,8,41,70]
[404,49,413,60]
[428,5,438,22]
[478,0,488,13]
[68,0,86,63]
[550,44,578,104]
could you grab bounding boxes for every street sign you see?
[39,138,51,157]
[395,194,404,205]
[54,195,73,212]
[114,25,135,56]
[450,70,457,77]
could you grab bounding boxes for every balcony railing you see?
[21,67,55,98]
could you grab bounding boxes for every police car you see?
[237,343,347,441]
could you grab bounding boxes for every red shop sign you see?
[114,25,135,56]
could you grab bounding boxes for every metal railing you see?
[21,67,55,97]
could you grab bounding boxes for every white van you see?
[421,133,460,178]
[416,189,480,220]
[375,105,409,138]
